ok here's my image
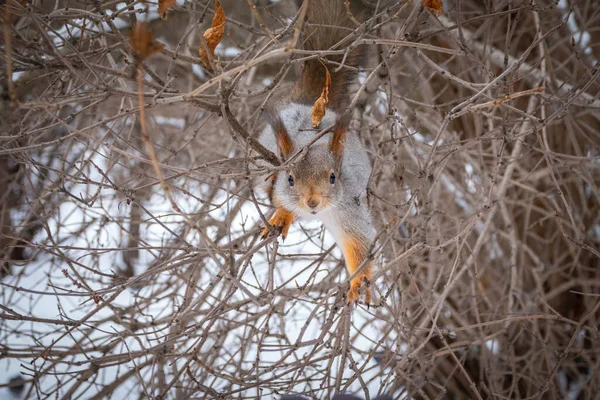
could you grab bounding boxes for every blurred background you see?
[1,0,599,398]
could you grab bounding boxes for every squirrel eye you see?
[330,172,336,185]
[288,175,294,187]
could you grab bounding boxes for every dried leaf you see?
[199,0,226,66]
[129,21,165,62]
[311,62,330,128]
[423,0,442,17]
[158,0,176,20]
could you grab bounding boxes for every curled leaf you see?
[423,0,442,17]
[129,21,165,63]
[158,0,176,20]
[311,61,331,128]
[199,0,226,66]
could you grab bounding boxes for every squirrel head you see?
[271,110,347,215]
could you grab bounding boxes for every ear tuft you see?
[329,117,347,165]
[271,117,294,159]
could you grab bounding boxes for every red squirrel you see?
[257,0,374,305]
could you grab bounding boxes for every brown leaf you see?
[311,61,331,128]
[423,0,442,17]
[199,0,226,66]
[129,21,165,63]
[158,0,176,20]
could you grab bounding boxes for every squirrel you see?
[257,0,375,305]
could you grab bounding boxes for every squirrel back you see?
[289,0,362,113]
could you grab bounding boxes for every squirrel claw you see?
[261,225,279,240]
[261,209,294,240]
[261,223,287,240]
[346,285,359,304]
[346,279,372,307]
[365,287,372,307]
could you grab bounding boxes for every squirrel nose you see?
[306,197,320,209]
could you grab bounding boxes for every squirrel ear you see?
[271,117,294,159]
[329,117,347,167]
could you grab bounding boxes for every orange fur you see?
[269,115,294,158]
[276,128,294,158]
[262,208,295,240]
[340,234,372,304]
[330,122,346,162]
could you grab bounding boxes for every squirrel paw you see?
[261,208,294,240]
[346,277,372,306]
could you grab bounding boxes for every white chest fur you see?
[296,206,343,244]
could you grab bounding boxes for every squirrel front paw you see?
[346,276,372,306]
[261,208,295,240]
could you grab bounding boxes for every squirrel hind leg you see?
[341,234,373,306]
[261,208,295,240]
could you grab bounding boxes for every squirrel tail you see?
[290,0,362,112]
